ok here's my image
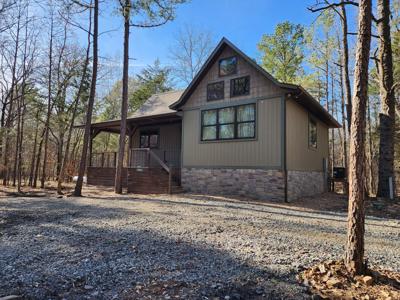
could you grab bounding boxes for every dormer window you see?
[219,56,237,76]
[207,81,224,101]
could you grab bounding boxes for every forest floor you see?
[0,185,399,299]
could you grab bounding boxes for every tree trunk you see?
[17,93,25,193]
[33,130,45,188]
[73,0,98,196]
[338,40,348,193]
[115,0,130,194]
[41,11,54,189]
[376,0,396,198]
[340,60,347,171]
[57,17,91,194]
[330,71,335,172]
[28,109,40,186]
[367,98,375,195]
[13,89,21,187]
[341,0,352,134]
[3,8,21,186]
[345,0,372,276]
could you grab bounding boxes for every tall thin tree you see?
[73,0,98,196]
[41,4,54,188]
[114,0,130,194]
[376,0,396,198]
[345,0,372,275]
[114,0,187,194]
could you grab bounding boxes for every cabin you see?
[84,38,340,201]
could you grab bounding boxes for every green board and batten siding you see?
[286,99,329,172]
[180,46,284,169]
[182,97,282,168]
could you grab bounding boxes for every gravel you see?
[0,193,399,299]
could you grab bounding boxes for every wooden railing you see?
[91,152,117,168]
[130,148,181,194]
[90,149,181,194]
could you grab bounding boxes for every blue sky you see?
[91,0,359,88]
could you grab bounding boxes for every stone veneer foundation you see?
[287,170,325,201]
[181,168,285,201]
[182,168,326,202]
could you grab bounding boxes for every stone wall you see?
[181,168,285,201]
[287,170,325,201]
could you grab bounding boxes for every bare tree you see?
[73,0,98,197]
[340,0,353,133]
[345,0,372,275]
[40,3,55,188]
[169,25,214,85]
[58,5,91,194]
[2,2,22,186]
[114,0,187,194]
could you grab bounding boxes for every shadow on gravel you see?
[0,197,308,300]
[0,198,138,232]
[87,195,400,230]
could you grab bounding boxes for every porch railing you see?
[130,148,181,194]
[91,152,117,168]
[90,149,181,194]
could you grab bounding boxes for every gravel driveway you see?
[0,192,399,299]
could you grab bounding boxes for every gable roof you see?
[130,90,184,119]
[169,37,340,128]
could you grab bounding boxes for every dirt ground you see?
[0,184,399,299]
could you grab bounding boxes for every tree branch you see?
[307,1,358,13]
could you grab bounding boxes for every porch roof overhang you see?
[75,112,182,134]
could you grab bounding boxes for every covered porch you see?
[86,112,182,194]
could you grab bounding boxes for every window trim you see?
[200,103,256,142]
[218,56,238,77]
[230,75,250,98]
[139,129,160,149]
[207,81,225,101]
[308,116,318,150]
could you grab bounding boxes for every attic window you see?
[207,81,224,101]
[219,56,237,76]
[231,76,250,97]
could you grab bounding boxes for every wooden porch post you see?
[127,125,137,168]
[89,129,101,168]
[127,126,133,168]
[88,129,93,168]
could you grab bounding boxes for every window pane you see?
[218,107,235,124]
[207,81,224,101]
[219,124,235,139]
[238,122,255,138]
[140,135,148,148]
[219,56,237,76]
[202,126,217,140]
[202,110,217,125]
[231,76,250,97]
[237,104,255,122]
[149,134,158,148]
[309,119,317,148]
